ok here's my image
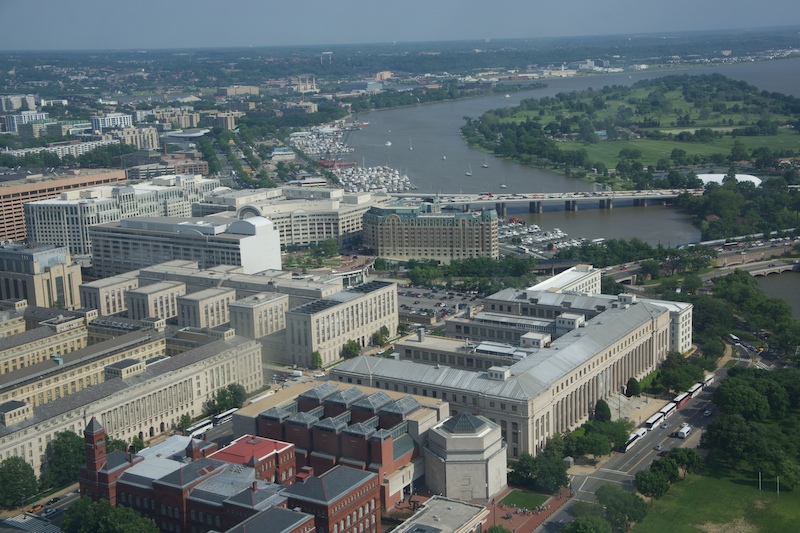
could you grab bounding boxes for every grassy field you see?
[633,464,800,532]
[496,83,800,171]
[500,489,550,510]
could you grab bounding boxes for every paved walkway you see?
[489,486,572,533]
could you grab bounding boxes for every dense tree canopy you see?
[61,497,159,533]
[40,431,85,489]
[0,457,38,509]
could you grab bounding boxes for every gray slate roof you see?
[225,507,313,533]
[282,464,376,505]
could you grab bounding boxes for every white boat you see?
[409,140,413,151]
[505,94,511,98]
[482,155,489,168]
[385,141,392,146]
[442,156,446,160]
[499,184,507,188]
[465,164,472,177]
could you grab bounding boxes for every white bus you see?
[622,428,648,452]
[644,412,665,430]
[213,408,239,426]
[703,374,715,388]
[688,383,703,398]
[185,419,213,438]
[673,392,690,409]
[659,403,677,419]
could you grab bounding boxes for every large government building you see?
[362,202,499,263]
[332,267,692,461]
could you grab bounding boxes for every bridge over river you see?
[388,188,703,216]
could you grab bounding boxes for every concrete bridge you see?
[388,188,703,216]
[748,263,800,277]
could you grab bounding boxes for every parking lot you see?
[397,288,481,324]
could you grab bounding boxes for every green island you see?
[461,74,800,190]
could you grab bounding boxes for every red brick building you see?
[283,464,380,533]
[208,434,296,485]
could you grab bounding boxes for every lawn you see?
[500,489,549,510]
[633,464,800,532]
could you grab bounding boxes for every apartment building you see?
[2,111,49,133]
[1,139,121,160]
[25,174,220,255]
[362,202,499,263]
[0,244,82,309]
[0,169,127,242]
[176,287,236,329]
[285,280,397,367]
[90,113,133,131]
[90,216,281,277]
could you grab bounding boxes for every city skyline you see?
[0,0,798,51]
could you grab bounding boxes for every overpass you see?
[388,188,703,216]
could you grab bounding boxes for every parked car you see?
[703,410,713,417]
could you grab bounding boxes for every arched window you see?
[190,510,195,521]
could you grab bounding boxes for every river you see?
[343,58,800,316]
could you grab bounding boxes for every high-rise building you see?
[24,175,220,255]
[362,202,499,263]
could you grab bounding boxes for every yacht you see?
[385,141,392,146]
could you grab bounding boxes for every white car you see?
[703,410,713,417]
[313,372,325,378]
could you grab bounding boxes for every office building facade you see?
[0,244,82,309]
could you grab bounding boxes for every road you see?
[0,488,81,532]
[537,371,724,531]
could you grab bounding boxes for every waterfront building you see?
[0,244,82,309]
[284,280,397,367]
[194,186,391,247]
[24,174,220,256]
[362,202,499,264]
[0,335,263,477]
[89,216,281,277]
[0,169,127,243]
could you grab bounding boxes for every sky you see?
[0,0,798,51]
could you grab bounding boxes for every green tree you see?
[0,456,38,509]
[40,431,84,489]
[681,274,703,295]
[227,383,247,409]
[562,515,613,533]
[397,322,411,335]
[341,339,362,359]
[594,399,612,422]
[131,436,145,453]
[626,377,642,397]
[178,414,193,432]
[106,438,128,453]
[713,377,770,422]
[667,448,704,478]
[578,432,612,457]
[634,469,670,499]
[61,497,159,533]
[311,351,323,369]
[650,457,680,484]
[320,238,339,258]
[595,483,647,531]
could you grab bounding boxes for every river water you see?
[343,59,800,315]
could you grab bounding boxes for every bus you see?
[688,383,703,398]
[213,408,238,426]
[673,392,690,409]
[185,419,213,438]
[644,412,665,430]
[703,374,715,389]
[622,428,648,452]
[659,402,677,419]
[729,334,740,345]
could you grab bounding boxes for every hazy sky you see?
[1,0,798,51]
